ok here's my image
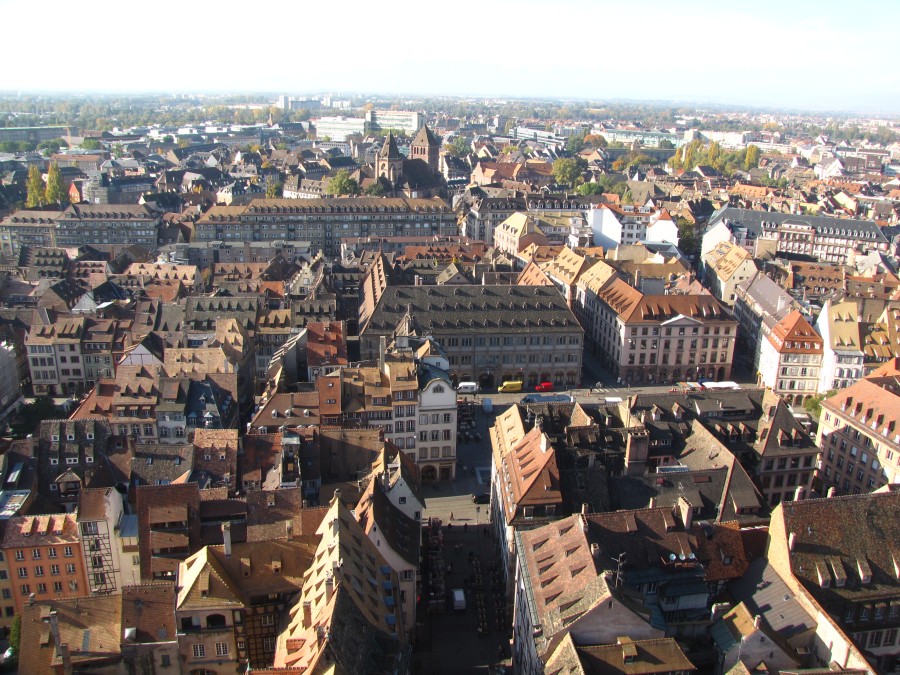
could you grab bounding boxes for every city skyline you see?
[4,0,900,114]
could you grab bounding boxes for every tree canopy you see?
[669,140,761,177]
[25,165,46,208]
[81,138,102,150]
[44,161,65,205]
[326,169,361,196]
[552,157,587,186]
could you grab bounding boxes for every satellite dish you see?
[669,554,676,562]
[679,554,686,561]
[688,553,696,560]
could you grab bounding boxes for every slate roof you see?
[708,206,889,243]
[362,284,582,336]
[778,487,900,610]
[121,582,177,644]
[728,558,815,642]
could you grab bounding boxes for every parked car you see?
[535,381,554,392]
[472,493,490,504]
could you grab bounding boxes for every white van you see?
[452,588,466,610]
[457,382,479,395]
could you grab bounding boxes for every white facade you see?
[757,337,823,397]
[416,371,457,481]
[587,204,679,249]
[0,341,21,413]
[313,116,365,141]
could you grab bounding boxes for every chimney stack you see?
[794,485,805,502]
[677,495,692,530]
[788,531,796,552]
[303,601,312,628]
[826,486,836,498]
[60,643,72,675]
[49,611,61,653]
[753,615,762,630]
[222,522,232,557]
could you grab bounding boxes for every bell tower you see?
[376,133,403,184]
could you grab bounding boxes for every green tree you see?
[803,390,837,418]
[161,135,174,144]
[552,157,586,186]
[364,182,385,196]
[9,613,21,662]
[44,161,65,205]
[575,182,605,196]
[266,180,283,199]
[81,138,102,150]
[744,144,760,170]
[444,135,470,157]
[583,134,607,149]
[565,131,587,154]
[25,165,46,208]
[676,217,700,258]
[326,169,361,196]
[658,139,674,149]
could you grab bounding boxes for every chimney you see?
[648,497,655,509]
[49,611,61,652]
[826,486,836,498]
[60,643,72,675]
[302,601,312,628]
[794,485,805,502]
[332,488,342,505]
[222,522,232,558]
[325,573,335,601]
[581,503,589,515]
[677,495,692,530]
[590,543,600,559]
[788,531,796,552]
[753,614,762,630]
[540,433,549,452]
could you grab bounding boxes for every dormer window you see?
[66,434,75,441]
[52,435,60,442]
[86,433,94,440]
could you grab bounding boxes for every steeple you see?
[376,133,403,184]
[410,124,440,173]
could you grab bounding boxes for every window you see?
[64,546,73,557]
[48,548,57,559]
[66,563,76,574]
[34,566,44,577]
[37,583,47,593]
[192,644,206,658]
[69,581,78,591]
[263,636,276,652]
[51,565,59,575]
[20,585,30,596]
[14,551,23,562]
[261,614,275,626]
[215,643,229,656]
[17,568,27,579]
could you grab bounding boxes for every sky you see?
[3,0,900,114]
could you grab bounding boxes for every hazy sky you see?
[3,0,900,113]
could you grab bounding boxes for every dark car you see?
[472,493,490,504]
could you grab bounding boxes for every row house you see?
[360,285,584,390]
[193,196,456,257]
[732,271,803,369]
[76,487,140,594]
[757,310,823,406]
[55,203,160,249]
[25,315,86,396]
[0,514,89,617]
[489,405,563,601]
[587,203,680,249]
[461,194,527,245]
[35,418,113,511]
[752,392,818,506]
[316,344,457,479]
[0,210,59,257]
[274,494,409,672]
[579,277,737,385]
[767,489,900,674]
[817,373,900,496]
[704,207,890,266]
[702,240,758,306]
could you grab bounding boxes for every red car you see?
[534,382,554,392]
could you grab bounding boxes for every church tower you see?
[376,133,404,184]
[410,124,440,174]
